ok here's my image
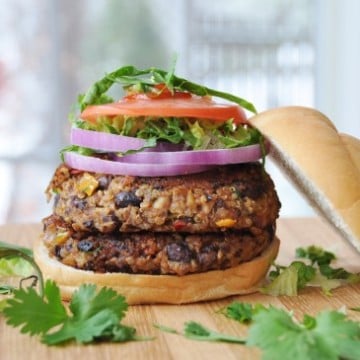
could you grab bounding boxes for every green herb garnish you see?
[261,246,360,296]
[2,281,146,345]
[157,304,360,360]
[78,65,257,113]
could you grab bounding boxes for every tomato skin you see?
[81,96,247,124]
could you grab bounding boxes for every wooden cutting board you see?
[0,217,359,360]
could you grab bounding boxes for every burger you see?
[34,65,359,304]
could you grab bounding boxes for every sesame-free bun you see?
[249,106,360,252]
[33,236,279,305]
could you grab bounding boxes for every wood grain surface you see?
[1,217,359,360]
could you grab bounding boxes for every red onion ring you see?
[113,143,264,165]
[71,128,147,152]
[71,127,185,152]
[64,152,213,177]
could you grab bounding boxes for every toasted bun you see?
[33,236,279,304]
[249,106,360,252]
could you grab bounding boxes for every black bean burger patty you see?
[42,214,275,276]
[47,163,281,234]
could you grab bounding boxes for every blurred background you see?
[0,0,359,224]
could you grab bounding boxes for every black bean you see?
[101,214,120,232]
[166,242,192,263]
[53,194,60,208]
[205,194,213,201]
[215,199,225,208]
[71,196,87,210]
[83,220,94,230]
[233,180,265,199]
[54,245,62,258]
[77,239,94,252]
[115,191,141,208]
[98,176,110,190]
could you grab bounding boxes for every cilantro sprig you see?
[261,245,360,296]
[78,64,257,113]
[0,241,148,345]
[154,322,246,344]
[247,306,360,360]
[2,280,143,345]
[157,303,360,360]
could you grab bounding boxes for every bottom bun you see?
[33,236,280,304]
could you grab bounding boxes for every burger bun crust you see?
[249,106,360,252]
[33,236,280,304]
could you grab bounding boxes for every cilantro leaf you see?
[0,298,8,311]
[106,324,138,342]
[43,308,120,344]
[43,284,133,344]
[155,321,245,344]
[247,307,360,360]
[296,246,360,283]
[218,301,264,324]
[183,321,246,344]
[296,246,336,265]
[69,284,128,323]
[3,280,67,335]
[2,280,139,345]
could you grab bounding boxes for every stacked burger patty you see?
[42,162,281,276]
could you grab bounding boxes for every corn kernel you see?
[215,218,236,228]
[77,173,99,196]
[54,231,70,245]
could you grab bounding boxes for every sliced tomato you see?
[81,96,247,124]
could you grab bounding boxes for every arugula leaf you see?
[60,145,95,162]
[2,280,139,345]
[247,307,360,360]
[79,65,257,113]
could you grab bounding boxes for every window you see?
[2,0,352,224]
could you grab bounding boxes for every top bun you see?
[248,106,360,252]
